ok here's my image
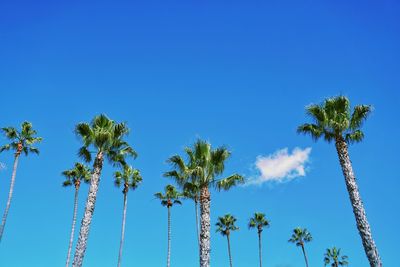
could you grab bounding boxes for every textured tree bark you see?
[301,244,309,267]
[72,152,104,267]
[199,186,211,267]
[335,138,382,267]
[227,234,233,267]
[167,206,171,267]
[66,187,79,267]
[258,230,262,267]
[117,192,128,267]
[0,153,20,242]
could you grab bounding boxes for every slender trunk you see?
[195,199,200,249]
[167,206,171,267]
[65,187,80,267]
[227,234,233,267]
[199,186,211,267]
[117,192,128,267]
[335,138,382,267]
[301,244,309,267]
[72,152,104,267]
[0,153,20,242]
[258,230,262,267]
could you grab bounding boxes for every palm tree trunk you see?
[227,234,233,267]
[167,206,171,267]
[66,187,79,267]
[335,138,382,267]
[258,231,262,267]
[72,152,104,267]
[301,244,309,267]
[0,153,20,242]
[117,192,128,267]
[199,186,211,267]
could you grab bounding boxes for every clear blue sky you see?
[0,1,399,266]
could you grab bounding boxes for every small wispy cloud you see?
[0,162,5,170]
[247,147,312,185]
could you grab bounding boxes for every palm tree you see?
[216,214,239,267]
[324,247,349,266]
[62,163,91,267]
[248,213,270,267]
[288,227,312,267]
[165,140,244,267]
[154,184,182,267]
[0,121,42,242]
[114,165,142,267]
[298,96,381,266]
[72,114,137,267]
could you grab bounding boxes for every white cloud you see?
[247,147,311,185]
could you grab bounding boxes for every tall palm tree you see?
[324,247,349,266]
[216,214,239,267]
[165,140,244,267]
[0,121,42,242]
[62,162,91,267]
[288,227,312,267]
[248,213,270,267]
[114,165,142,267]
[298,96,381,266]
[154,185,182,267]
[72,114,137,267]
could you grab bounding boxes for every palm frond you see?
[216,174,244,191]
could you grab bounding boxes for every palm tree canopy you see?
[62,162,91,187]
[114,165,142,193]
[324,247,349,266]
[248,212,270,231]
[297,96,372,144]
[154,184,182,207]
[0,121,42,156]
[75,114,137,165]
[165,139,245,191]
[288,227,312,246]
[216,214,239,236]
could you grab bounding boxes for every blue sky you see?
[0,1,399,266]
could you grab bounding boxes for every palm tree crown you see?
[62,163,91,188]
[248,213,270,233]
[114,165,142,194]
[289,227,312,246]
[216,214,239,236]
[0,121,42,156]
[297,95,372,144]
[324,247,349,266]
[75,114,137,164]
[154,185,182,207]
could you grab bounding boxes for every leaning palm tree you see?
[114,165,142,267]
[324,247,349,266]
[165,140,244,267]
[216,214,239,267]
[288,227,312,267]
[62,162,91,267]
[0,121,42,242]
[72,114,137,267]
[154,184,182,267]
[298,96,381,266]
[248,213,270,267]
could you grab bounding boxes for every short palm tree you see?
[114,165,142,267]
[62,162,91,267]
[154,185,182,267]
[288,227,312,267]
[324,247,349,266]
[248,213,270,267]
[72,114,137,267]
[216,214,239,267]
[298,96,381,266]
[0,121,42,242]
[165,140,244,267]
